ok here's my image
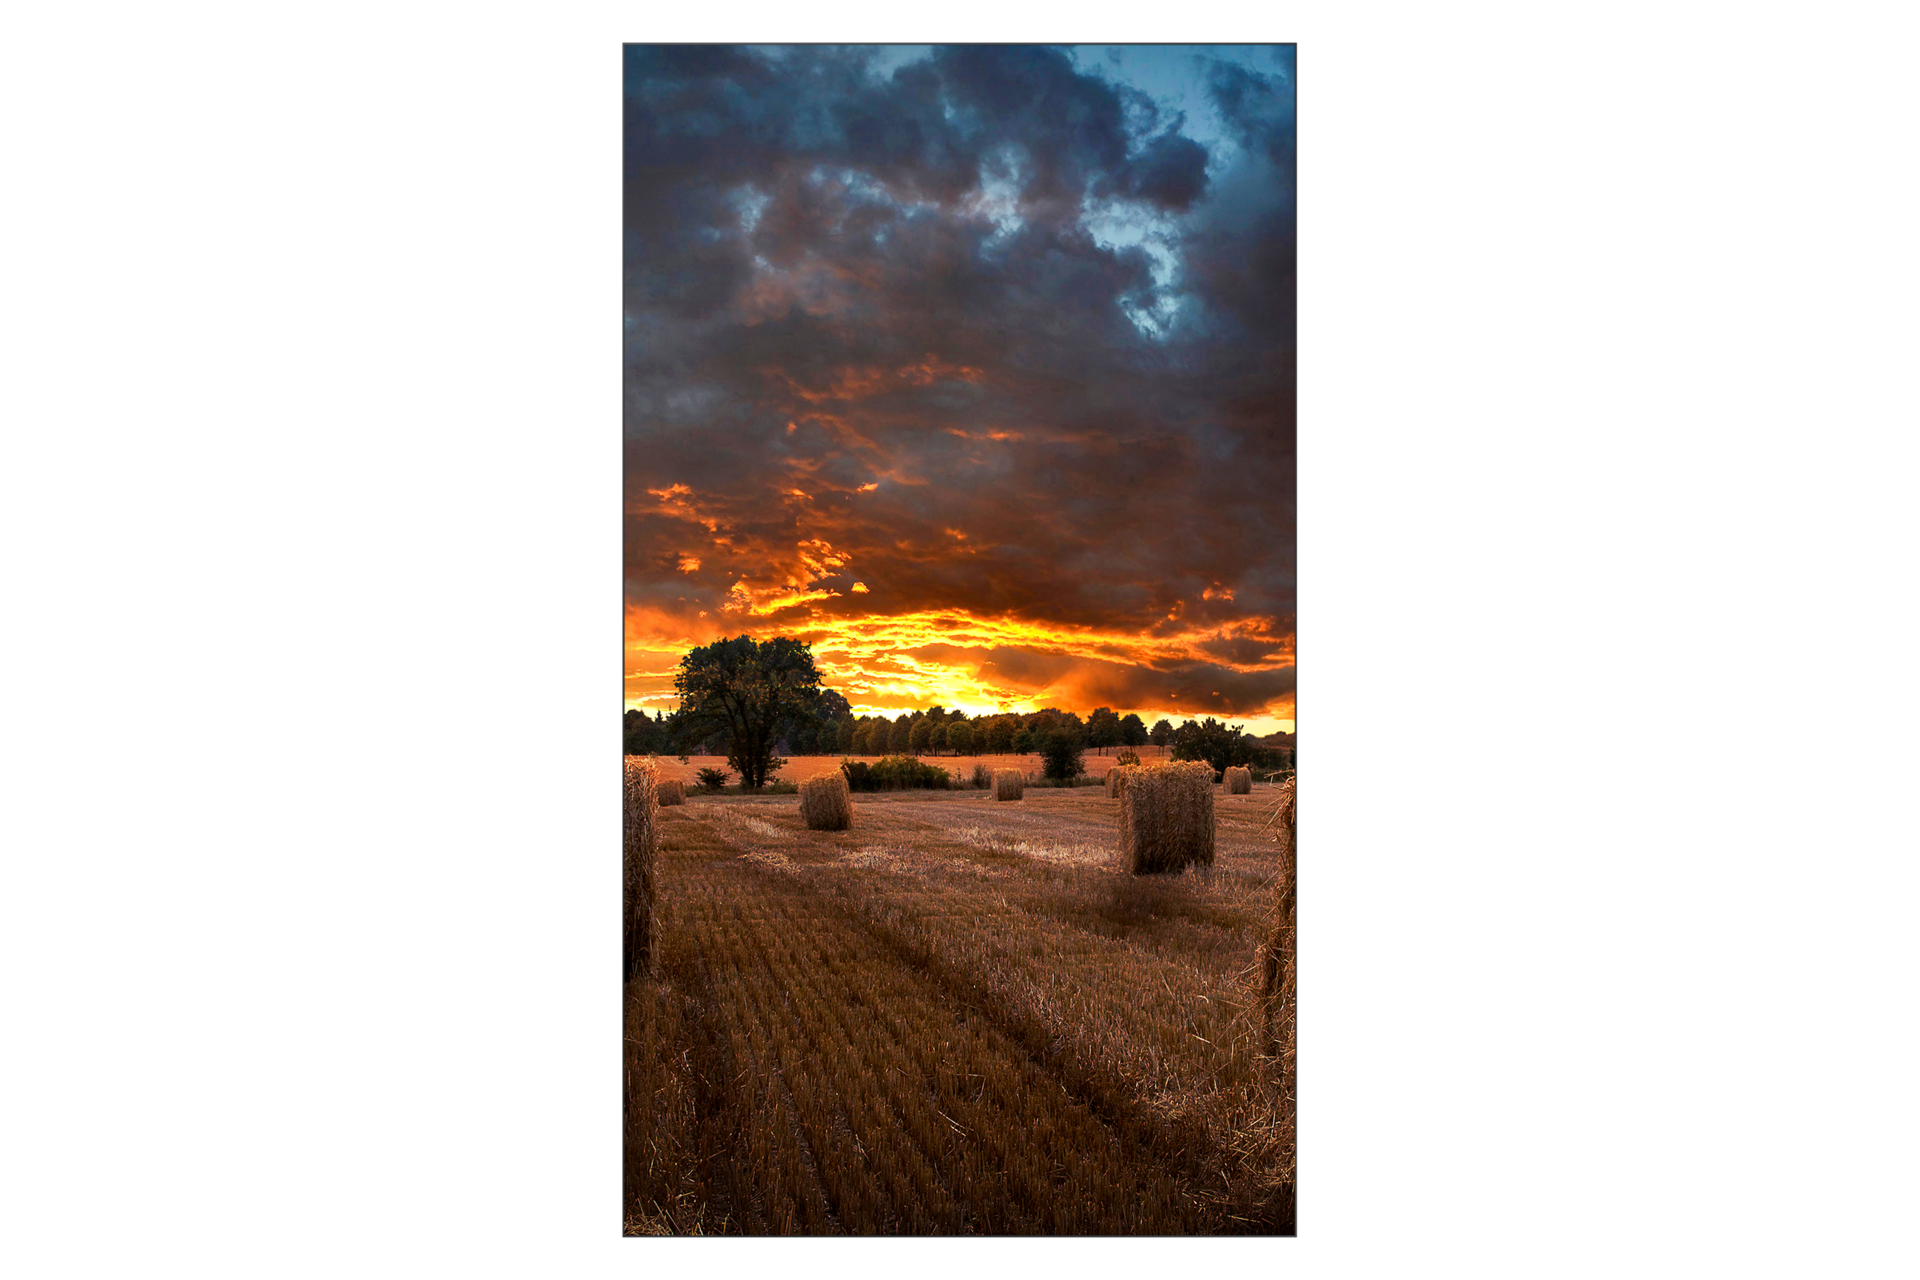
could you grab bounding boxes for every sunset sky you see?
[624,45,1295,734]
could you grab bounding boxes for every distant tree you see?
[624,708,646,756]
[928,723,949,754]
[1040,730,1085,782]
[946,721,974,756]
[1012,726,1035,754]
[817,720,839,755]
[671,635,823,789]
[1086,707,1121,754]
[1169,717,1253,778]
[1149,718,1174,750]
[986,717,1014,754]
[889,717,913,754]
[1119,713,1148,749]
[909,717,934,754]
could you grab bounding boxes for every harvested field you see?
[634,752,1180,788]
[624,784,1293,1235]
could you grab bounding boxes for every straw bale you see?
[655,778,685,806]
[993,768,1024,801]
[799,770,854,831]
[1225,765,1253,794]
[624,757,659,981]
[1105,763,1141,798]
[1260,777,1297,1184]
[1117,760,1215,874]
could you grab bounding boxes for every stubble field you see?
[644,751,1176,787]
[625,773,1295,1235]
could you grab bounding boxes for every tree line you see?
[625,635,1296,789]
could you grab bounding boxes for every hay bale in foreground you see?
[1118,760,1215,874]
[1260,777,1297,1185]
[799,771,854,831]
[655,778,685,807]
[993,768,1024,801]
[1105,763,1140,798]
[1225,765,1252,794]
[624,757,659,982]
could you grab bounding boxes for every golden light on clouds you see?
[624,601,1295,733]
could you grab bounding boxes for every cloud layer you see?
[624,45,1295,728]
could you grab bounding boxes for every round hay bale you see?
[993,768,1024,801]
[624,757,659,981]
[655,777,685,807]
[1105,763,1141,798]
[1117,760,1215,874]
[1224,765,1253,794]
[799,770,854,831]
[1260,776,1297,1186]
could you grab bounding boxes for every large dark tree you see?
[672,635,824,788]
[1118,713,1148,749]
[1149,718,1174,750]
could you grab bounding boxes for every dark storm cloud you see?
[625,44,1295,720]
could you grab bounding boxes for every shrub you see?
[875,755,949,790]
[1115,748,1141,767]
[624,758,659,981]
[655,778,685,807]
[1225,765,1253,794]
[799,771,854,830]
[694,766,729,792]
[970,763,992,790]
[766,778,799,795]
[1118,761,1216,875]
[841,755,949,792]
[993,768,1024,801]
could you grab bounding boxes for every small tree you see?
[1012,726,1035,755]
[1040,730,1084,783]
[946,720,974,756]
[929,723,949,755]
[694,766,730,792]
[1149,718,1174,751]
[909,717,934,755]
[1085,707,1120,754]
[889,717,913,754]
[1118,713,1148,749]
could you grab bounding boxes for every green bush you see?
[842,755,949,792]
[694,766,730,792]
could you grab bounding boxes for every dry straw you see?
[655,778,685,807]
[800,771,854,831]
[1260,776,1297,1187]
[624,757,659,982]
[1117,760,1215,874]
[993,768,1024,801]
[1105,763,1140,798]
[1225,765,1252,794]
